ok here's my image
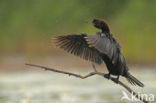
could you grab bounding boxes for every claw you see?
[104,73,110,80]
[112,75,120,84]
[114,78,119,84]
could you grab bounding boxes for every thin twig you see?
[25,63,149,103]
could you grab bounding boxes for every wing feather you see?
[53,34,103,64]
[85,33,121,64]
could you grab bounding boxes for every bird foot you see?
[112,76,119,84]
[104,74,120,84]
[112,78,119,84]
[104,73,110,80]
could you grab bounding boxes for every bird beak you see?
[85,20,93,25]
[87,21,93,25]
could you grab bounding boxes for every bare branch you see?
[25,63,149,103]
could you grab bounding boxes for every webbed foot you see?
[112,75,120,84]
[104,73,111,80]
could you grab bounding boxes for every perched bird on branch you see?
[53,19,144,87]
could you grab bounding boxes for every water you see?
[0,68,156,103]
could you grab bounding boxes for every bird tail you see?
[126,72,144,87]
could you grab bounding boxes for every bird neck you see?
[102,30,110,35]
[101,22,110,34]
[102,28,110,33]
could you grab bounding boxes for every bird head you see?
[91,19,110,33]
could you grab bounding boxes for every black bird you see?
[53,19,144,87]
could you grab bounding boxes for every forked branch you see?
[25,63,149,103]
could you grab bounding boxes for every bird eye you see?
[92,19,97,23]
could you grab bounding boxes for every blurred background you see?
[0,0,156,103]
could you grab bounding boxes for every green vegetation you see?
[0,0,155,63]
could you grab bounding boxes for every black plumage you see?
[53,19,144,87]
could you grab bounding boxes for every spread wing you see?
[85,33,121,64]
[53,34,103,64]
